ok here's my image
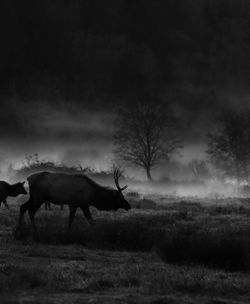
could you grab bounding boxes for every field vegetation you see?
[1,194,250,303]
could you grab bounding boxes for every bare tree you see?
[113,102,182,180]
[207,109,250,183]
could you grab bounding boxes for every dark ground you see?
[1,195,250,303]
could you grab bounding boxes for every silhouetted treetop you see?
[207,109,250,182]
[114,102,182,180]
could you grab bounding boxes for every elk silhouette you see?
[15,169,130,236]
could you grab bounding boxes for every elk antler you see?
[113,168,128,192]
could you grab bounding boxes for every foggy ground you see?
[1,195,250,303]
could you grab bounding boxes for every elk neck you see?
[91,185,112,210]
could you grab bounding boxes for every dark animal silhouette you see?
[0,181,27,208]
[16,169,130,235]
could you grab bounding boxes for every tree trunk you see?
[145,166,152,181]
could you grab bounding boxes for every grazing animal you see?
[0,181,27,208]
[16,169,130,235]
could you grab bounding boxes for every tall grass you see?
[18,213,162,251]
[15,205,250,272]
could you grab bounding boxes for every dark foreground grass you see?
[157,227,250,272]
[18,214,160,251]
[15,208,250,272]
[2,254,250,298]
[0,263,88,292]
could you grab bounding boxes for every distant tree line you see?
[207,110,250,184]
[13,106,250,183]
[114,104,250,182]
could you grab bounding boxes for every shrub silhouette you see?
[156,225,250,272]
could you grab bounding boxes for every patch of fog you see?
[82,175,242,199]
[0,168,242,200]
[0,172,11,182]
[0,169,26,184]
[126,179,239,199]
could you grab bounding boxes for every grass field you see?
[1,195,250,303]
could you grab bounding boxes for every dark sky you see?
[1,0,250,175]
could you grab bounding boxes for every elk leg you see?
[28,204,42,238]
[3,199,9,209]
[81,207,93,225]
[68,205,77,229]
[15,200,30,237]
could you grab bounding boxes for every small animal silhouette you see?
[0,181,27,208]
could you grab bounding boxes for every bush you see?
[156,225,250,272]
[14,153,94,180]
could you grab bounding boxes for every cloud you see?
[0,99,116,169]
